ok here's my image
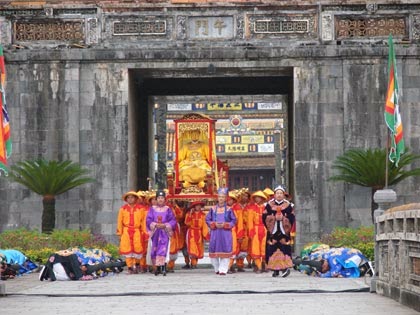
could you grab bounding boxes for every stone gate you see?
[0,1,420,251]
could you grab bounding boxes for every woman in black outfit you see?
[263,185,295,277]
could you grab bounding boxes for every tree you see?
[329,148,420,222]
[8,159,94,233]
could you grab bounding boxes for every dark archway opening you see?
[130,73,294,192]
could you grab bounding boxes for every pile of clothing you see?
[294,243,373,278]
[0,249,38,280]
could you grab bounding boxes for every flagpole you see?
[385,130,389,188]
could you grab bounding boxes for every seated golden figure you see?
[178,129,212,188]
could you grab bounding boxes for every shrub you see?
[320,226,375,261]
[0,228,120,264]
[102,243,119,258]
[353,242,375,261]
[24,248,57,264]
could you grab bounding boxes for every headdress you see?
[156,190,166,198]
[274,185,286,193]
[217,187,228,196]
[188,200,205,210]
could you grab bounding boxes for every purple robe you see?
[146,205,177,264]
[205,204,236,258]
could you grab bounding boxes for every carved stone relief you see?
[366,3,378,14]
[321,13,333,41]
[113,20,166,35]
[177,15,187,40]
[413,14,420,40]
[0,18,11,45]
[14,20,85,42]
[248,14,317,39]
[86,18,99,45]
[336,16,407,39]
[236,14,244,39]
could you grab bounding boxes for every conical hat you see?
[122,191,139,201]
[251,190,267,201]
[188,200,205,210]
[263,187,274,197]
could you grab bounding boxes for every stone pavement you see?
[1,261,418,315]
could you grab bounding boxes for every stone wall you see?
[0,2,420,250]
[376,208,420,312]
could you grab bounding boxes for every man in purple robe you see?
[146,190,177,276]
[206,187,237,275]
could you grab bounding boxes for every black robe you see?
[263,199,295,264]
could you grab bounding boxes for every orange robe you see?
[169,204,184,256]
[231,203,245,257]
[116,204,145,257]
[248,203,267,260]
[185,210,209,259]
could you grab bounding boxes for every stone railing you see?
[375,205,420,312]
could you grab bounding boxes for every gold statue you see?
[178,129,212,188]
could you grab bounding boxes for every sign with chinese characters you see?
[241,135,265,144]
[225,144,248,153]
[167,103,192,111]
[258,143,275,153]
[216,143,275,154]
[257,102,282,110]
[207,102,242,111]
[167,102,281,111]
[216,136,232,144]
[188,16,234,39]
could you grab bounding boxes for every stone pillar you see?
[370,188,397,292]
[274,127,282,185]
[155,103,167,190]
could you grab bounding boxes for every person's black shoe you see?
[280,268,291,278]
[154,266,161,276]
[38,265,47,281]
[272,270,280,277]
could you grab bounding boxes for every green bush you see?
[24,248,57,264]
[320,226,375,261]
[102,243,120,258]
[353,242,375,261]
[0,228,119,264]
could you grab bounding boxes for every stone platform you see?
[1,264,417,315]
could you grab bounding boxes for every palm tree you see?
[8,159,94,233]
[329,148,420,222]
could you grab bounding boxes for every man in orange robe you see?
[116,191,145,274]
[184,201,209,268]
[233,189,251,272]
[248,191,268,273]
[229,190,247,273]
